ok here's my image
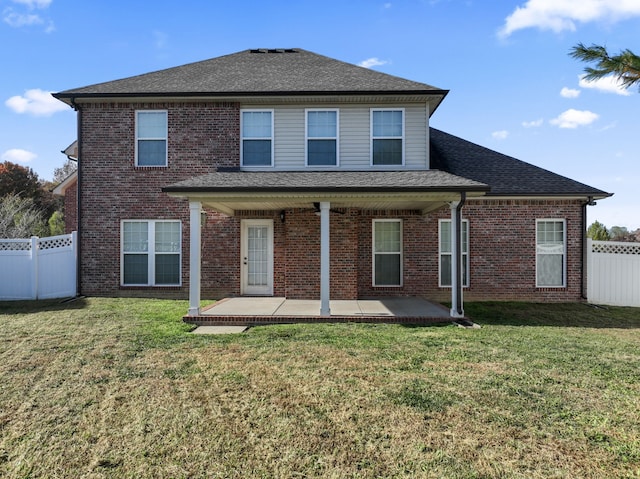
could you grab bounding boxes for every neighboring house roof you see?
[430,128,611,199]
[53,48,448,112]
[163,170,489,193]
[62,140,78,161]
[52,170,77,196]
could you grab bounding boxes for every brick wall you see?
[78,101,239,298]
[77,100,586,302]
[63,180,78,234]
[426,199,585,302]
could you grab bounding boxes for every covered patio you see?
[185,296,454,326]
[163,170,489,322]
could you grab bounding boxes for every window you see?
[122,220,181,286]
[371,109,404,166]
[536,219,566,287]
[136,111,167,166]
[306,109,338,166]
[241,110,273,166]
[439,219,469,287]
[373,220,402,286]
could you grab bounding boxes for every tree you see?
[53,159,77,184]
[0,161,41,201]
[0,193,47,238]
[570,43,640,91]
[587,221,610,241]
[609,226,635,242]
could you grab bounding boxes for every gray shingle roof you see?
[162,170,489,193]
[54,48,447,99]
[430,128,611,198]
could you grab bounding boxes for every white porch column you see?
[188,201,202,316]
[320,201,331,316]
[449,200,464,318]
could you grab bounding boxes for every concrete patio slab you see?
[204,297,285,316]
[199,297,451,319]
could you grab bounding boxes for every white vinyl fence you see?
[0,232,77,300]
[587,238,640,307]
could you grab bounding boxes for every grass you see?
[0,298,639,478]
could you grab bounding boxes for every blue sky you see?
[1,0,638,230]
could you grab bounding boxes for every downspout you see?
[71,98,82,297]
[581,196,595,300]
[454,192,466,316]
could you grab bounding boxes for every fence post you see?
[72,231,78,297]
[31,236,39,300]
[586,238,592,302]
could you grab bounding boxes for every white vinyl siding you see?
[439,219,469,287]
[536,219,566,287]
[241,104,428,170]
[372,219,403,287]
[121,220,181,286]
[136,110,167,167]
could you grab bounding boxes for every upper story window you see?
[536,219,566,287]
[306,109,338,166]
[241,110,273,167]
[371,109,404,166]
[136,111,167,167]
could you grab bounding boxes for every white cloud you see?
[5,89,69,116]
[1,148,37,164]
[358,57,388,69]
[550,109,599,129]
[3,11,43,27]
[3,0,53,31]
[11,0,52,8]
[492,130,509,140]
[522,118,543,128]
[579,74,631,96]
[498,0,640,38]
[560,87,580,98]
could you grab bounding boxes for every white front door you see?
[241,219,274,296]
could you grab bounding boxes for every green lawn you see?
[1,298,639,478]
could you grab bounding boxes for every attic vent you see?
[250,48,298,54]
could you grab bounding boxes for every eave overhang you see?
[52,90,449,114]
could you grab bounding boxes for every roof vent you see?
[250,48,298,54]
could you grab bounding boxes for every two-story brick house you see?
[53,48,610,319]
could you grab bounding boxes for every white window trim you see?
[372,219,403,287]
[241,109,274,167]
[305,108,339,167]
[535,218,567,288]
[135,110,168,167]
[121,220,182,287]
[370,108,405,167]
[438,219,470,288]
